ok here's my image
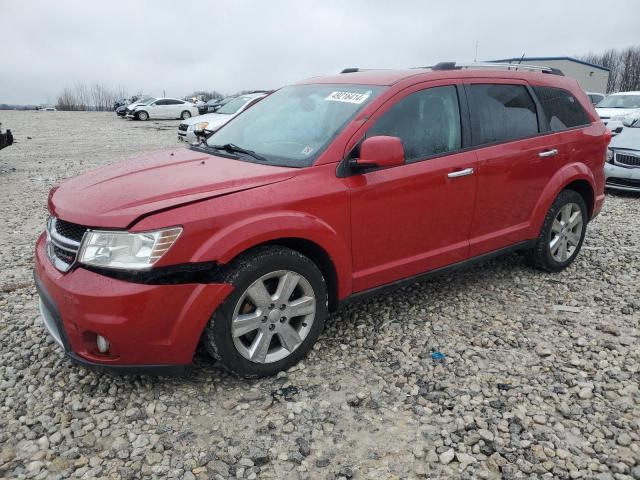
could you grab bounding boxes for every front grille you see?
[616,152,640,167]
[178,123,188,131]
[55,219,87,242]
[46,217,88,272]
[53,245,75,264]
[606,177,640,188]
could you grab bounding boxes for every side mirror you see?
[351,136,405,170]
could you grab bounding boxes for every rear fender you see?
[528,163,596,237]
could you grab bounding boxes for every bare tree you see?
[56,87,80,111]
[579,45,640,93]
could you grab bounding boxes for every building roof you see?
[492,57,610,72]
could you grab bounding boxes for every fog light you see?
[96,335,110,353]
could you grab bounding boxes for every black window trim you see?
[464,82,542,148]
[529,85,593,134]
[337,80,595,179]
[337,83,470,177]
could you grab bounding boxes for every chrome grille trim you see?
[45,217,86,272]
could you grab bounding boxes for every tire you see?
[181,110,191,120]
[202,246,328,378]
[525,189,588,272]
[136,111,149,121]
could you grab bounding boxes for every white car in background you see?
[130,98,199,121]
[177,92,268,144]
[123,96,156,117]
[595,91,640,132]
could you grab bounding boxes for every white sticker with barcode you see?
[325,91,370,104]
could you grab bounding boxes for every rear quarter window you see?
[532,86,591,132]
[468,84,539,145]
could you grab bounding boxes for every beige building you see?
[493,56,610,94]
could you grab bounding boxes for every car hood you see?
[610,126,640,150]
[50,147,296,228]
[596,107,640,119]
[181,112,233,127]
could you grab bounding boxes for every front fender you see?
[191,211,352,298]
[528,162,597,237]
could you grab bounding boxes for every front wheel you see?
[526,189,588,272]
[181,110,192,120]
[202,246,327,377]
[136,111,149,121]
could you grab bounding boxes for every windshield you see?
[216,96,253,115]
[597,95,640,109]
[204,84,384,167]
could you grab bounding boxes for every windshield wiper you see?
[210,143,268,162]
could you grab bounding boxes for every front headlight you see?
[78,227,182,270]
[607,148,614,163]
[189,122,209,131]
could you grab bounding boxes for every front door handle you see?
[538,149,558,158]
[447,167,474,178]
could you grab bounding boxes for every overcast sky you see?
[1,0,639,104]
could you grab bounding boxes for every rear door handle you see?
[447,167,474,178]
[538,149,558,158]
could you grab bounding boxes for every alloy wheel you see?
[549,202,583,262]
[231,270,316,364]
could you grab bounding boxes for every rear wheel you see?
[202,246,327,377]
[136,111,149,121]
[181,110,191,120]
[526,189,588,272]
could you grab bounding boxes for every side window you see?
[533,86,592,132]
[154,100,168,106]
[468,84,538,144]
[367,85,462,163]
[168,99,184,105]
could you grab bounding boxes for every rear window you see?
[533,87,591,131]
[468,84,538,145]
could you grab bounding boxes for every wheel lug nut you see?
[279,304,286,310]
[280,317,286,322]
[269,303,275,309]
[269,324,275,331]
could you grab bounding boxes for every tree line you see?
[56,83,128,111]
[55,84,228,111]
[579,44,640,93]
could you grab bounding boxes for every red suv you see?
[35,63,609,377]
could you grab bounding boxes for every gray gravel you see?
[1,111,639,479]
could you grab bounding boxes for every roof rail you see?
[431,61,564,76]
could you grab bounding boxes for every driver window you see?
[367,85,462,163]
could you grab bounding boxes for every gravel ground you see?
[0,111,639,480]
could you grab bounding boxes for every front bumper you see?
[605,162,640,192]
[34,233,233,373]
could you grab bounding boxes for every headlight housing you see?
[78,227,182,270]
[189,122,209,131]
[607,148,614,163]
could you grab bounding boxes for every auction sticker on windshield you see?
[325,91,370,104]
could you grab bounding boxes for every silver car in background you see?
[605,113,640,192]
[596,91,640,133]
[177,92,268,144]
